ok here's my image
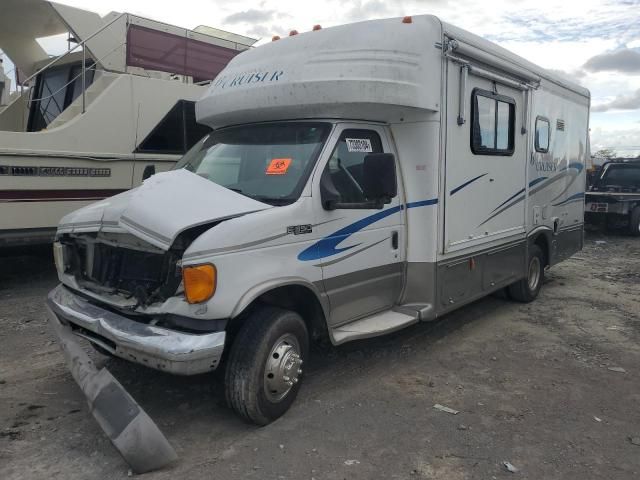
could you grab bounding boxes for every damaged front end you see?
[45,169,272,472]
[59,231,183,307]
[50,226,228,375]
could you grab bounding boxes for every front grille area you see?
[66,238,182,305]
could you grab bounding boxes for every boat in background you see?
[0,56,14,113]
[0,0,256,247]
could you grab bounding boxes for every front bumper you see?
[47,284,226,375]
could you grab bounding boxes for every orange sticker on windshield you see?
[266,158,292,175]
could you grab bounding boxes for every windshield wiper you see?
[225,187,292,206]
[249,195,293,206]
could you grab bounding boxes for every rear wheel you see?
[630,207,640,236]
[225,306,309,426]
[508,245,544,303]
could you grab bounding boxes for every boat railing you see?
[20,12,127,115]
[25,40,126,108]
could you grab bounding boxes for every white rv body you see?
[47,15,589,422]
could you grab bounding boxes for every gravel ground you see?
[1,232,639,480]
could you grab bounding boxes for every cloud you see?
[224,9,276,24]
[345,0,390,21]
[592,89,640,112]
[246,25,275,38]
[584,48,640,74]
[590,125,640,157]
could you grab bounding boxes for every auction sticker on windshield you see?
[346,138,373,153]
[266,158,292,175]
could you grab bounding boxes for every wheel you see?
[629,207,640,236]
[508,245,544,303]
[225,306,309,426]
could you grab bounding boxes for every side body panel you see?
[527,84,589,265]
[422,51,588,317]
[443,66,527,254]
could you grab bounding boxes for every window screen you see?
[137,100,212,154]
[471,89,515,156]
[535,117,550,153]
[322,129,384,204]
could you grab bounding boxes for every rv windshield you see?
[175,122,331,205]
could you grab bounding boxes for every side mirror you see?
[320,168,340,210]
[142,165,156,181]
[362,153,397,203]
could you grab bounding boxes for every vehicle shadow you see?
[98,293,509,440]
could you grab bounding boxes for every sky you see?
[1,0,639,156]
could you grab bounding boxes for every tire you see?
[630,207,640,236]
[508,245,545,303]
[225,306,309,426]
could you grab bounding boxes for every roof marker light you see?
[402,16,413,23]
[272,35,281,41]
[313,24,322,31]
[289,30,299,36]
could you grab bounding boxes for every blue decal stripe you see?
[491,188,525,213]
[450,173,487,196]
[558,162,584,173]
[298,199,437,262]
[529,176,548,188]
[407,198,439,209]
[489,177,547,215]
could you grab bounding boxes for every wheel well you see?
[532,233,550,267]
[226,285,330,346]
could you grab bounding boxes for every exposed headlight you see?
[53,242,67,274]
[182,264,217,304]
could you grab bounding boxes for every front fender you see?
[230,276,329,319]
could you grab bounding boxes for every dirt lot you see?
[1,232,639,480]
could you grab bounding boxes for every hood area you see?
[57,169,272,250]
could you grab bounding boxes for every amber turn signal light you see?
[183,264,216,304]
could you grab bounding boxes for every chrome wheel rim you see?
[528,256,541,291]
[264,334,303,402]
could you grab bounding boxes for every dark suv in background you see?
[585,160,640,235]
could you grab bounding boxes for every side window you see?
[137,100,212,154]
[470,89,515,156]
[323,129,384,204]
[535,116,550,153]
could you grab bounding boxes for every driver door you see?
[309,124,405,326]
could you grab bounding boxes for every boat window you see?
[471,88,515,156]
[321,129,385,204]
[136,100,211,154]
[535,117,550,153]
[28,62,95,132]
[174,122,331,206]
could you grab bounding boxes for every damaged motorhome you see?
[47,15,590,427]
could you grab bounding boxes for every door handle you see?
[391,231,398,250]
